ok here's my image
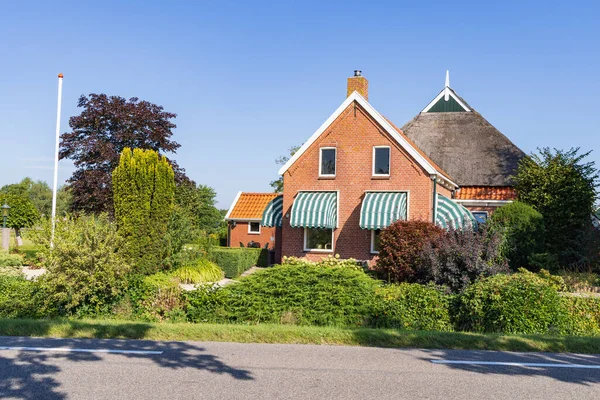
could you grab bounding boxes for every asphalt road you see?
[0,336,599,399]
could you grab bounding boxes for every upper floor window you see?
[320,148,336,177]
[373,146,390,176]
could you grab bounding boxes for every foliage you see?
[113,148,175,274]
[282,254,363,270]
[175,182,224,235]
[0,193,39,237]
[563,296,600,336]
[559,271,600,293]
[183,284,229,323]
[171,259,224,284]
[514,147,599,266]
[185,264,379,327]
[374,220,444,283]
[0,178,72,217]
[0,276,44,318]
[0,251,24,267]
[418,226,509,293]
[270,145,301,192]
[162,204,200,265]
[369,283,452,331]
[489,201,545,271]
[124,273,184,321]
[208,247,268,278]
[454,271,570,334]
[59,93,185,214]
[31,214,131,316]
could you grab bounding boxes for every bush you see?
[282,254,363,270]
[31,214,131,316]
[0,251,24,267]
[184,284,228,323]
[0,276,37,318]
[208,247,268,278]
[185,264,379,327]
[171,259,224,284]
[125,273,184,321]
[419,226,509,293]
[454,271,569,334]
[113,147,175,274]
[489,201,545,271]
[375,220,444,283]
[563,295,600,336]
[369,283,452,331]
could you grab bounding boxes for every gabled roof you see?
[225,192,281,221]
[278,91,457,188]
[402,75,526,187]
[456,186,517,201]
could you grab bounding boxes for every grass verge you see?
[0,318,599,354]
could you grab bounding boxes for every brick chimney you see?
[347,70,368,101]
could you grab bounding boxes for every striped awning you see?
[290,191,337,229]
[260,195,283,227]
[435,194,477,230]
[360,192,407,230]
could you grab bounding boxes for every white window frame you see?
[372,146,391,177]
[248,221,261,234]
[303,227,334,253]
[319,147,337,177]
[370,229,381,254]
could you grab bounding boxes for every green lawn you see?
[0,318,599,354]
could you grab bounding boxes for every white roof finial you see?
[444,70,450,101]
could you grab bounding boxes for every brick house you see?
[225,192,282,250]
[401,71,525,222]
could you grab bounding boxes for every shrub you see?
[454,271,569,334]
[208,247,268,278]
[113,147,175,274]
[185,264,379,327]
[31,214,131,316]
[563,295,600,336]
[282,254,363,270]
[184,284,228,323]
[0,276,50,318]
[125,272,183,321]
[489,201,545,271]
[171,259,224,284]
[419,226,509,293]
[0,251,24,267]
[369,283,452,331]
[375,220,444,283]
[0,193,39,240]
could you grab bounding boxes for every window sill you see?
[304,249,334,253]
[370,251,380,255]
[248,232,261,235]
[371,175,390,180]
[318,176,336,180]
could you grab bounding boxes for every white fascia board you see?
[454,199,513,207]
[224,191,243,220]
[279,91,443,179]
[421,88,471,113]
[432,174,459,190]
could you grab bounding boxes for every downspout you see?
[432,176,437,224]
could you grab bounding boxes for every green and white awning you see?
[290,191,337,229]
[260,195,283,227]
[435,194,477,230]
[360,192,407,230]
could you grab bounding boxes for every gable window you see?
[304,228,333,252]
[248,222,261,234]
[320,148,336,177]
[373,146,390,176]
[371,229,381,254]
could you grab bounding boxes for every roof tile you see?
[456,186,516,201]
[229,193,281,220]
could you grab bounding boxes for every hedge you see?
[208,247,269,278]
[563,295,600,336]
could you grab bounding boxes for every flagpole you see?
[51,73,63,247]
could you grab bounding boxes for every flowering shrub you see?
[282,254,363,270]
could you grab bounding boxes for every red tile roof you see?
[456,186,516,201]
[228,193,280,220]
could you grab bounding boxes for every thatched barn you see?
[401,72,526,220]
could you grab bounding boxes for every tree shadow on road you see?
[0,333,254,399]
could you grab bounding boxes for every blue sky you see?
[1,0,598,208]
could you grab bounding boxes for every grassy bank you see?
[0,318,599,354]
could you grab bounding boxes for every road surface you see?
[0,336,598,399]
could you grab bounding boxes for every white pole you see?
[51,73,63,247]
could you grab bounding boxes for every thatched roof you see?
[401,88,526,186]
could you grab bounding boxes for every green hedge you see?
[208,247,268,278]
[563,295,600,336]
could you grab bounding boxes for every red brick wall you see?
[281,102,439,262]
[228,221,277,250]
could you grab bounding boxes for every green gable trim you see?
[427,95,466,113]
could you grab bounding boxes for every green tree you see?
[0,178,71,217]
[175,182,223,233]
[515,148,599,266]
[113,148,175,274]
[489,201,545,271]
[0,193,39,240]
[270,145,301,192]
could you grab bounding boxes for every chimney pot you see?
[354,70,362,77]
[347,70,368,101]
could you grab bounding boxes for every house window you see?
[472,212,488,224]
[371,229,381,254]
[320,148,336,177]
[304,228,333,252]
[373,146,390,176]
[248,222,261,234]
